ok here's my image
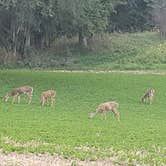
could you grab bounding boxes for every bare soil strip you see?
[0,152,126,166]
[46,70,166,75]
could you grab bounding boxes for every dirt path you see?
[46,70,166,75]
[0,152,125,166]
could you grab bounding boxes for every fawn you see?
[89,101,120,121]
[40,90,56,106]
[141,88,155,104]
[4,86,33,104]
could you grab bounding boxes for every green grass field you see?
[0,70,165,165]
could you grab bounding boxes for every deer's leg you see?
[102,112,106,120]
[4,95,9,102]
[50,97,55,107]
[51,97,54,106]
[17,95,21,104]
[45,98,48,106]
[116,112,120,122]
[12,95,17,104]
[141,97,145,103]
[28,96,32,104]
[40,96,43,106]
[41,97,45,106]
[149,97,151,104]
[104,112,107,120]
[149,96,153,104]
[113,109,120,121]
[12,97,15,104]
[101,113,104,120]
[50,97,53,106]
[143,97,146,104]
[28,93,32,104]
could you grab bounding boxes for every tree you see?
[57,0,113,47]
[151,0,166,36]
[0,0,59,58]
[0,0,126,54]
[109,0,153,32]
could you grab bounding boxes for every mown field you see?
[0,70,165,165]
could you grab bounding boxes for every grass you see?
[0,70,166,165]
[69,32,166,70]
[2,32,166,70]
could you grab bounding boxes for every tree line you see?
[0,0,166,60]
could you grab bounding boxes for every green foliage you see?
[150,0,166,36]
[0,0,117,57]
[109,0,154,32]
[1,32,166,70]
[0,70,165,165]
[0,0,155,60]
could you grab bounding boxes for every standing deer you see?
[141,88,155,104]
[89,101,120,121]
[40,90,56,107]
[4,86,33,104]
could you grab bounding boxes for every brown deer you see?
[40,90,56,106]
[89,101,120,121]
[4,86,33,104]
[141,88,155,104]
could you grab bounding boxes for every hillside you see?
[1,32,166,70]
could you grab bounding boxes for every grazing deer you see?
[141,88,155,104]
[89,101,120,121]
[4,86,33,104]
[40,90,56,106]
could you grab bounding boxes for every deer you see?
[40,90,56,107]
[4,86,33,104]
[89,101,120,121]
[141,88,155,104]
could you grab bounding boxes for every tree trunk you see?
[25,27,31,48]
[78,30,87,47]
[12,25,17,57]
[34,32,42,48]
[11,22,20,57]
[79,30,83,45]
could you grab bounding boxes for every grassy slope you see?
[69,32,166,70]
[98,32,166,70]
[0,70,165,165]
[16,32,166,70]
